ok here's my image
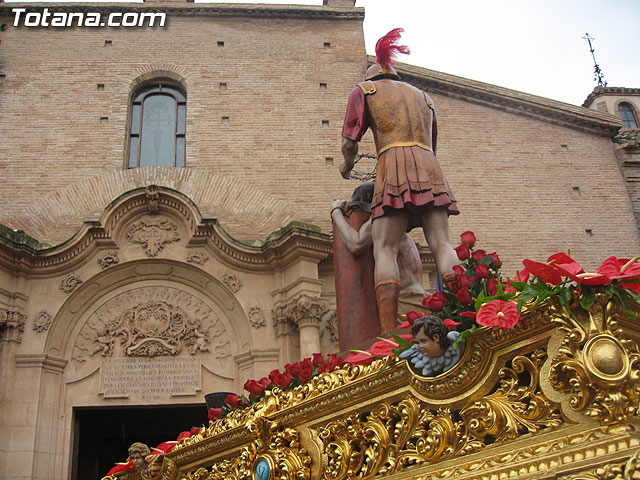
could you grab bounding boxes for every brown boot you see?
[375,280,400,333]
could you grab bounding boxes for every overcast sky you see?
[7,0,639,106]
[204,0,640,106]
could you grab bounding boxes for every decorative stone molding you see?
[222,273,241,293]
[145,184,160,213]
[284,294,328,328]
[72,287,230,364]
[247,306,266,329]
[126,214,180,257]
[186,250,209,265]
[98,251,119,269]
[32,311,52,333]
[324,310,339,344]
[60,273,82,293]
[0,310,27,342]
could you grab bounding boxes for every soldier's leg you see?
[371,211,408,332]
[419,208,459,276]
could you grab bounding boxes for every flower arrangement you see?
[207,353,345,421]
[415,231,640,347]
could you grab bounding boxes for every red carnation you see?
[455,244,470,260]
[471,249,487,263]
[460,231,477,247]
[475,264,489,280]
[208,407,222,420]
[224,394,243,409]
[422,292,446,312]
[476,300,520,328]
[455,287,472,305]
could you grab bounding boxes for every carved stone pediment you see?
[126,215,180,257]
[72,287,230,365]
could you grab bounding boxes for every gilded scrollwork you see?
[179,418,310,480]
[460,350,562,442]
[546,295,640,425]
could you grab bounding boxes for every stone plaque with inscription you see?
[99,356,201,402]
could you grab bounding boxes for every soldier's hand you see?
[339,160,352,179]
[331,199,346,212]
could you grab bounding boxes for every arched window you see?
[128,84,186,167]
[618,102,638,129]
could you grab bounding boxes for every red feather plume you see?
[375,28,410,69]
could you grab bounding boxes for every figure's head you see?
[365,63,400,81]
[411,315,450,357]
[128,442,151,471]
[351,181,375,203]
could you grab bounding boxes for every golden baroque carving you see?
[317,351,561,479]
[126,215,180,256]
[546,295,640,425]
[180,418,310,480]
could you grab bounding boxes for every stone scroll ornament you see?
[0,310,27,342]
[126,215,180,257]
[60,273,82,293]
[32,311,52,333]
[71,287,230,364]
[98,251,119,269]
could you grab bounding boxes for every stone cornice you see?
[583,86,640,107]
[0,187,332,276]
[384,57,623,137]
[0,3,364,20]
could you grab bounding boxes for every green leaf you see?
[580,286,596,309]
[389,333,412,349]
[558,287,573,316]
[477,256,494,265]
[509,280,527,291]
[453,325,477,350]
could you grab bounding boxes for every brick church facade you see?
[0,1,638,478]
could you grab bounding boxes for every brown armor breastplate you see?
[358,79,434,155]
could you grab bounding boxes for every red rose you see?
[299,358,313,370]
[284,363,300,377]
[444,318,461,329]
[190,427,201,436]
[244,379,266,397]
[487,278,498,295]
[258,377,271,390]
[488,252,501,266]
[452,265,464,275]
[476,300,520,328]
[421,292,446,312]
[269,371,292,389]
[319,353,344,373]
[475,264,489,280]
[460,231,477,247]
[455,287,472,304]
[298,364,313,383]
[208,407,222,420]
[457,274,471,290]
[224,394,243,409]
[455,244,470,260]
[312,353,324,366]
[405,310,426,323]
[471,249,487,263]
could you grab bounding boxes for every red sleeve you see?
[342,87,369,141]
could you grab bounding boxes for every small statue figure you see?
[399,315,464,376]
[331,181,425,297]
[128,442,151,476]
[92,329,114,356]
[340,29,460,333]
[189,327,211,354]
[143,453,164,478]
